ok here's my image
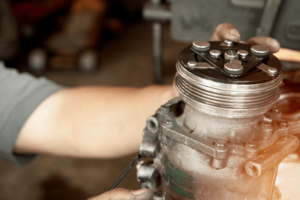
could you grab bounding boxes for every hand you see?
[87,188,154,200]
[171,22,282,98]
[210,22,280,53]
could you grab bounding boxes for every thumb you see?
[87,188,154,200]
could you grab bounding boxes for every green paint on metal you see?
[162,157,195,199]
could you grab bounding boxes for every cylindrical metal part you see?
[238,49,249,58]
[224,40,234,46]
[224,62,243,75]
[210,49,221,59]
[192,40,210,51]
[251,45,270,56]
[153,22,163,84]
[137,164,159,183]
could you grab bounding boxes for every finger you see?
[210,23,240,42]
[87,188,154,200]
[245,37,280,53]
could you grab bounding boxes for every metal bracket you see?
[256,63,278,76]
[245,135,299,177]
[162,125,258,160]
[186,61,215,70]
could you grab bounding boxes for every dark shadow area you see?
[39,174,89,200]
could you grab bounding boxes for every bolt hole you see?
[146,117,158,133]
[247,163,260,176]
[251,166,258,175]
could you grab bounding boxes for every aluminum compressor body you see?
[137,40,299,200]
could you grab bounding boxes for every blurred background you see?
[0,0,185,199]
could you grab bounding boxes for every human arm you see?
[15,84,173,158]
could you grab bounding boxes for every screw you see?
[164,119,174,128]
[192,40,210,51]
[251,45,269,56]
[214,140,226,149]
[210,49,221,59]
[224,40,234,46]
[187,61,197,68]
[279,119,288,128]
[224,62,243,75]
[237,50,249,57]
[246,141,257,150]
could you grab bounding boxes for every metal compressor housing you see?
[137,42,299,200]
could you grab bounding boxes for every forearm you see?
[15,85,173,158]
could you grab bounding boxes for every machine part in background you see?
[78,49,98,72]
[0,0,19,61]
[28,48,48,71]
[137,41,299,199]
[143,0,171,84]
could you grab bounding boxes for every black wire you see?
[108,154,142,191]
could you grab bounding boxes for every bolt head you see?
[187,61,197,67]
[214,140,226,149]
[163,119,174,128]
[224,62,243,74]
[210,49,221,58]
[251,45,269,56]
[237,50,249,57]
[224,40,234,46]
[192,40,210,51]
[279,119,289,128]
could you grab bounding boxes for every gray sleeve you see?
[0,63,64,166]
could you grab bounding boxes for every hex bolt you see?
[246,141,257,150]
[209,49,221,59]
[237,50,249,58]
[163,119,174,128]
[224,62,243,75]
[192,40,210,51]
[279,119,289,128]
[214,140,226,149]
[224,39,234,46]
[251,45,269,56]
[187,61,197,68]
